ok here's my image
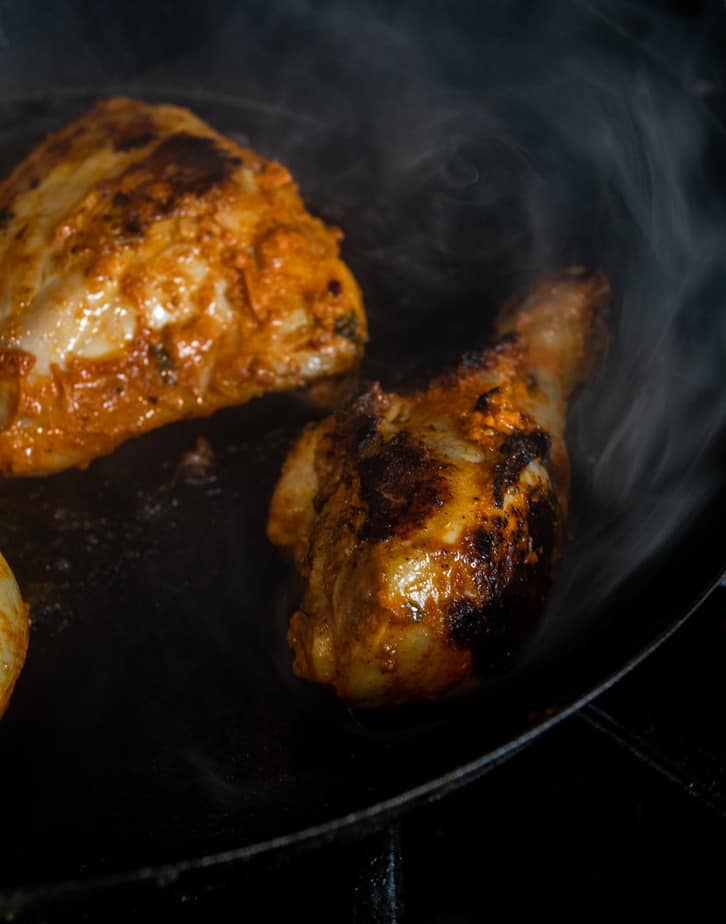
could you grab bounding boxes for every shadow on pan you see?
[0,0,725,916]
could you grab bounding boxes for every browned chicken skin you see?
[0,98,366,475]
[268,270,609,706]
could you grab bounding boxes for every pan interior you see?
[0,70,723,892]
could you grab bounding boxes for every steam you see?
[205,0,726,640]
[536,8,726,635]
[209,1,726,635]
[2,0,723,641]
[0,2,724,874]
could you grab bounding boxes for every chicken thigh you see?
[268,270,609,706]
[0,98,366,475]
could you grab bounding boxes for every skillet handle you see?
[353,823,405,923]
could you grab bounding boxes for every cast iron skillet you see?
[0,0,725,916]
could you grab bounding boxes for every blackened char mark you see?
[448,498,558,672]
[470,525,505,600]
[473,527,495,559]
[448,599,487,648]
[483,497,557,655]
[113,133,242,237]
[143,133,242,198]
[358,431,450,541]
[0,208,13,231]
[473,386,501,412]
[447,587,543,674]
[493,429,551,507]
[447,597,521,673]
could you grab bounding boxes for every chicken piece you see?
[268,270,609,706]
[0,553,28,716]
[0,98,366,475]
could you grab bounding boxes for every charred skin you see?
[0,98,366,475]
[268,270,609,706]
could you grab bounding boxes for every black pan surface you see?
[0,0,725,913]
